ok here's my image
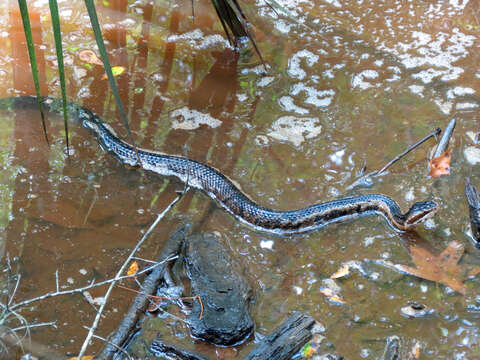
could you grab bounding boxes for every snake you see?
[2,97,439,234]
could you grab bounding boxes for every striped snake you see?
[3,97,439,234]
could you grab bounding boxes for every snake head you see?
[81,110,101,131]
[404,201,439,228]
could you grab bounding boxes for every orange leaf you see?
[127,261,139,276]
[429,149,452,178]
[396,241,467,294]
[330,264,350,279]
[78,50,103,65]
[319,288,345,304]
[68,356,94,360]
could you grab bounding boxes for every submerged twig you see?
[77,189,188,359]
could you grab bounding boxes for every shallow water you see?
[0,0,479,358]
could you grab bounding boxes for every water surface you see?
[0,0,479,358]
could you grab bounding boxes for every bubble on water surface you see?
[464,146,480,165]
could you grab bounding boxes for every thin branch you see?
[9,254,178,311]
[116,284,204,320]
[76,189,188,360]
[55,270,59,293]
[0,329,65,360]
[0,307,31,347]
[7,274,21,307]
[130,256,160,264]
[96,227,187,359]
[348,128,440,189]
[11,321,57,332]
[0,336,9,355]
[82,326,133,360]
[82,292,104,316]
[377,128,441,175]
[0,326,24,353]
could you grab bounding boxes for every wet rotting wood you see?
[96,226,186,360]
[149,339,214,360]
[243,312,315,360]
[185,233,254,345]
[465,178,480,245]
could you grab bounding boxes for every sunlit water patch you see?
[0,0,479,358]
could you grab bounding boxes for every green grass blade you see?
[83,0,139,159]
[17,0,49,145]
[48,0,69,153]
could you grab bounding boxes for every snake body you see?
[3,97,439,234]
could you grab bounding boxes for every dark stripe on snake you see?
[1,97,439,235]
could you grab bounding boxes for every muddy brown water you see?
[0,0,479,358]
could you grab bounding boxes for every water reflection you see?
[0,0,479,358]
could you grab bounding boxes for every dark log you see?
[186,233,254,345]
[243,312,315,360]
[149,339,214,360]
[95,226,186,360]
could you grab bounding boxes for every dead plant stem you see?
[9,254,178,311]
[76,188,188,360]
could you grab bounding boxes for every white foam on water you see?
[351,70,379,89]
[278,96,309,115]
[170,107,222,130]
[464,146,480,165]
[268,115,321,147]
[287,50,319,80]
